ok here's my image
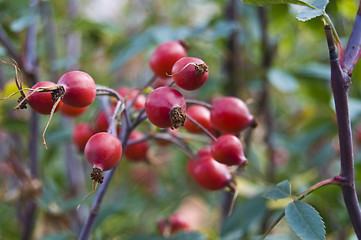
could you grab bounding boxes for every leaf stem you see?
[260,177,343,240]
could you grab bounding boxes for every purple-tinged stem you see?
[185,99,212,109]
[343,2,361,75]
[21,1,40,239]
[185,114,217,142]
[325,24,361,238]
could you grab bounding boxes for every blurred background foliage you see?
[0,0,361,239]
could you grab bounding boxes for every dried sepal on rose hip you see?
[27,81,63,115]
[170,57,209,91]
[77,132,122,210]
[145,87,187,130]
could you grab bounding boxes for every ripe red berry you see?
[211,134,247,166]
[150,41,187,77]
[60,104,87,117]
[94,107,120,134]
[171,57,209,91]
[210,97,254,133]
[27,81,63,115]
[145,87,186,129]
[116,86,146,110]
[184,105,213,134]
[187,147,231,191]
[72,123,95,152]
[84,132,122,183]
[94,110,110,132]
[124,130,149,161]
[57,71,96,108]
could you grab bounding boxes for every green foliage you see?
[285,201,326,240]
[263,180,291,200]
[0,0,360,239]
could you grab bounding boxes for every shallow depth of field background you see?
[1,0,361,239]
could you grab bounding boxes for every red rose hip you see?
[171,57,209,91]
[184,105,213,134]
[211,97,254,133]
[84,132,122,183]
[27,81,63,115]
[187,147,231,191]
[72,123,95,152]
[211,134,248,166]
[57,71,96,108]
[145,87,186,129]
[150,41,187,77]
[124,130,149,161]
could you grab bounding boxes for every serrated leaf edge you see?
[285,201,326,240]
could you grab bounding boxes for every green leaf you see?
[295,0,329,22]
[263,180,291,200]
[285,201,325,240]
[268,69,299,93]
[221,196,267,239]
[242,0,315,8]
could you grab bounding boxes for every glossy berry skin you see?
[145,87,186,129]
[187,147,231,191]
[60,104,87,117]
[210,97,254,133]
[184,105,213,134]
[84,132,122,171]
[28,81,62,115]
[172,57,209,91]
[211,134,247,166]
[124,130,149,161]
[116,86,146,110]
[150,41,187,77]
[72,123,95,152]
[57,71,96,108]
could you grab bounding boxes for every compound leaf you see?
[285,201,325,240]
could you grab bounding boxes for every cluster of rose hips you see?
[1,40,255,234]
